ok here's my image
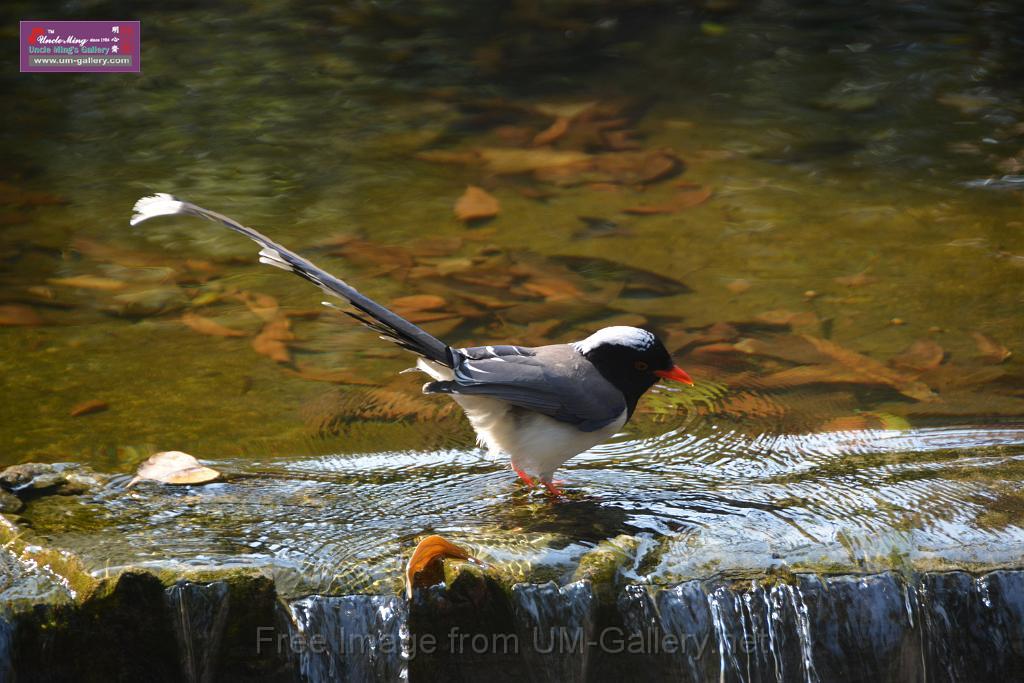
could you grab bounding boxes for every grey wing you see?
[425,345,627,432]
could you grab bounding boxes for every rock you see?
[0,462,108,497]
[0,489,24,513]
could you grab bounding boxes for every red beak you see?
[654,365,694,385]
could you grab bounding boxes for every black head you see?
[574,326,692,415]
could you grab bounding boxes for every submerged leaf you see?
[49,275,127,292]
[454,186,500,222]
[0,304,44,326]
[623,186,712,215]
[69,399,109,417]
[251,316,293,364]
[180,312,247,338]
[128,451,222,487]
[971,332,1012,364]
[889,339,945,373]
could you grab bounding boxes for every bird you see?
[130,194,694,496]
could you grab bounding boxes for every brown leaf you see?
[48,275,127,292]
[0,304,44,326]
[971,332,1012,364]
[753,310,818,328]
[532,116,570,146]
[834,271,874,287]
[251,317,293,364]
[233,291,280,321]
[623,186,712,215]
[180,312,247,338]
[726,279,751,295]
[128,451,221,487]
[889,339,945,373]
[800,335,935,401]
[405,535,480,598]
[390,294,447,312]
[455,186,500,222]
[70,399,109,417]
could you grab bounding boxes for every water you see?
[287,595,408,682]
[2,0,1024,606]
[165,581,231,683]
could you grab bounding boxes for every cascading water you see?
[511,580,597,683]
[286,595,408,683]
[615,571,1024,683]
[164,581,231,683]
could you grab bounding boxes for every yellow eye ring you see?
[634,360,648,371]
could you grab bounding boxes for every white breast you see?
[416,359,625,481]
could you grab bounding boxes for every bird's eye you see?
[634,360,648,371]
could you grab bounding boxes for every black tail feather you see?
[131,193,454,367]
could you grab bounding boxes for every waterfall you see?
[287,595,408,683]
[164,581,231,683]
[511,580,597,683]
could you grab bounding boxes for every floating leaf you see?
[180,312,247,338]
[0,304,44,326]
[890,339,945,373]
[69,399,109,417]
[454,186,500,222]
[971,332,1011,364]
[128,451,221,487]
[405,534,482,598]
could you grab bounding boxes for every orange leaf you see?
[454,186,500,222]
[180,312,247,338]
[971,332,1011,364]
[70,399,109,417]
[623,186,712,215]
[405,535,480,598]
[0,304,44,326]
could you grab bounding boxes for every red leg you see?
[513,467,535,487]
[542,480,565,497]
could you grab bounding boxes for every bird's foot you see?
[513,467,535,487]
[542,480,565,497]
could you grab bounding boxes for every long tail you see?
[130,193,453,367]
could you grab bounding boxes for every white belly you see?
[416,359,625,481]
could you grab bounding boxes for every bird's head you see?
[574,326,693,408]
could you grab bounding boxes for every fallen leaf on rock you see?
[455,186,500,222]
[70,399,109,417]
[0,304,44,326]
[390,294,447,311]
[49,275,127,292]
[971,332,1012,364]
[623,186,712,215]
[180,312,247,338]
[405,534,483,598]
[128,451,222,487]
[889,339,944,373]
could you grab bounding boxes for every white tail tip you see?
[130,193,186,226]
